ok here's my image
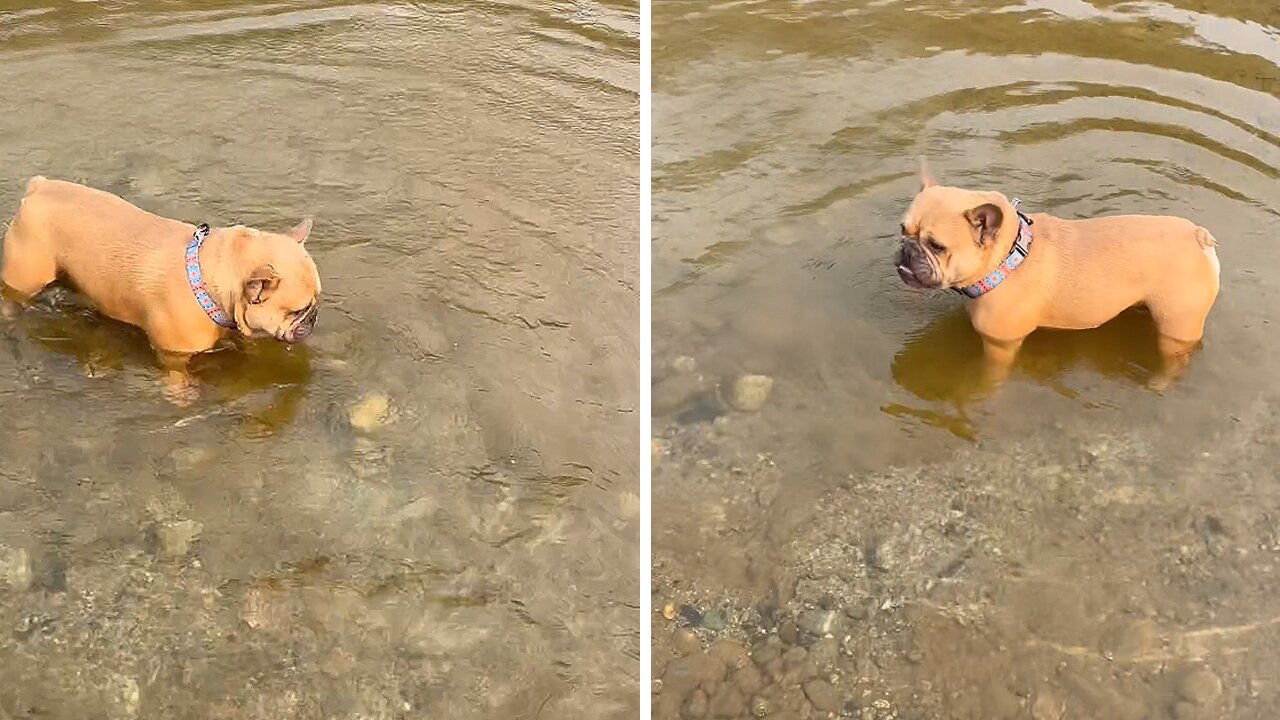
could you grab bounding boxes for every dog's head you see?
[895,160,1016,291]
[226,220,321,343]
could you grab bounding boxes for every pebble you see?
[709,639,749,668]
[708,686,747,717]
[1030,690,1065,720]
[797,609,838,637]
[731,375,774,412]
[1110,618,1162,659]
[752,639,782,666]
[169,446,215,475]
[1172,701,1203,720]
[672,628,700,656]
[733,665,762,695]
[0,545,32,591]
[672,355,698,373]
[703,609,727,632]
[107,674,140,719]
[1177,667,1222,705]
[778,620,800,645]
[349,392,391,432]
[155,520,202,559]
[679,604,704,626]
[802,679,840,712]
[682,688,709,719]
[663,602,678,621]
[807,637,839,672]
[654,374,709,416]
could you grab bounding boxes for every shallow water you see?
[0,1,638,718]
[652,1,1280,718]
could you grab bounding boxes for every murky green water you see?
[0,2,638,718]
[652,1,1280,718]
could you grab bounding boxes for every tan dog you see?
[896,161,1219,390]
[2,177,321,402]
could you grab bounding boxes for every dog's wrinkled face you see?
[232,219,321,343]
[895,163,1012,291]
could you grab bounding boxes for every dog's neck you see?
[188,226,241,329]
[952,200,1035,298]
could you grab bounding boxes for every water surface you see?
[652,1,1280,718]
[0,2,639,718]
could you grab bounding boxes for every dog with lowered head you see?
[895,160,1220,390]
[2,176,320,402]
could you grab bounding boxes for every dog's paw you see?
[163,374,201,408]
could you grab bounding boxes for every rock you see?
[1108,618,1162,659]
[703,609,727,632]
[682,688,709,719]
[778,620,800,645]
[797,609,838,637]
[672,628,700,656]
[349,392,391,432]
[708,686,747,718]
[654,373,709,416]
[1172,701,1203,720]
[752,639,782,666]
[672,355,698,373]
[679,604,704,626]
[107,674,140,719]
[730,375,774,412]
[0,545,32,591]
[663,602,678,621]
[802,679,840,712]
[1177,667,1222,705]
[733,664,762,695]
[155,520,202,558]
[709,639,749,668]
[169,446,215,475]
[1030,690,1065,720]
[806,637,839,673]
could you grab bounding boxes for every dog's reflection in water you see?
[8,287,312,434]
[884,307,1163,439]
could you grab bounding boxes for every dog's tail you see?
[1194,226,1218,249]
[23,176,46,198]
[1195,226,1220,283]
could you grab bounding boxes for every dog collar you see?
[185,224,235,328]
[954,198,1035,299]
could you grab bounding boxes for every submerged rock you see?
[0,545,32,591]
[730,375,774,412]
[349,392,391,432]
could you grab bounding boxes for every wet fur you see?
[897,161,1220,389]
[1,177,321,401]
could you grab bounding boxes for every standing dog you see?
[2,177,321,403]
[895,160,1219,390]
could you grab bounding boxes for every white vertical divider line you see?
[639,0,652,716]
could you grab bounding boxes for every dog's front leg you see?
[157,351,199,407]
[979,335,1024,390]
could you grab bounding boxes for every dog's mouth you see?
[278,303,319,343]
[895,246,939,290]
[896,263,927,289]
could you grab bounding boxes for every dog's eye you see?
[927,239,946,254]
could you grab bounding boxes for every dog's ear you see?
[918,156,937,190]
[284,218,312,245]
[963,203,1004,246]
[244,266,281,304]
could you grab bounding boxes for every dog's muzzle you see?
[285,303,318,343]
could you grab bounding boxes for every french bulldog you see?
[896,160,1219,390]
[2,177,321,403]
